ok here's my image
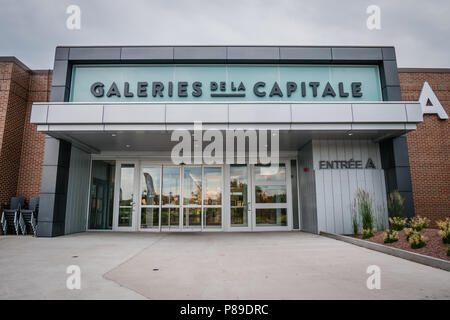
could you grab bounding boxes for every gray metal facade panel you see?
[50,86,69,102]
[174,46,227,62]
[226,46,280,61]
[382,86,402,101]
[69,47,122,60]
[382,47,396,60]
[331,47,383,61]
[55,47,69,60]
[37,137,72,237]
[121,46,174,61]
[64,146,91,235]
[393,136,411,167]
[51,60,70,87]
[279,47,332,61]
[381,60,400,87]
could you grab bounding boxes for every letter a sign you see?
[419,82,448,119]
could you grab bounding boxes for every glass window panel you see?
[205,208,222,228]
[256,208,287,226]
[231,207,247,226]
[230,165,248,227]
[254,164,286,183]
[88,160,115,230]
[141,167,160,206]
[255,185,287,203]
[118,164,134,227]
[141,207,159,229]
[162,167,180,205]
[161,208,180,228]
[204,167,222,205]
[183,207,201,227]
[183,167,202,205]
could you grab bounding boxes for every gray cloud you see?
[0,0,448,69]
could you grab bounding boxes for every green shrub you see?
[354,189,374,231]
[389,217,407,231]
[446,246,450,257]
[410,216,430,231]
[352,213,359,236]
[362,228,374,239]
[383,229,399,243]
[388,190,404,218]
[436,218,450,244]
[407,230,428,249]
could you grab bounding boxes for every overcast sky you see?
[0,0,449,69]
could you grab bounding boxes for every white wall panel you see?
[312,139,388,234]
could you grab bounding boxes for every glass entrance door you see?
[183,166,223,230]
[106,161,291,232]
[113,161,139,231]
[229,165,251,230]
[252,163,290,230]
[139,165,182,231]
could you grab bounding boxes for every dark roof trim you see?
[399,68,450,73]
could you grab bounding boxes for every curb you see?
[319,231,450,272]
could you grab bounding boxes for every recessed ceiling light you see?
[126,144,131,148]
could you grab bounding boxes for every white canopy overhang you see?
[30,101,423,153]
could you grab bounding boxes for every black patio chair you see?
[1,196,26,235]
[19,196,39,236]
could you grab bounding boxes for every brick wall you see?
[16,71,51,200]
[400,71,450,224]
[0,61,30,205]
[0,59,50,207]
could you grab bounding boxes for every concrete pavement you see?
[0,231,449,299]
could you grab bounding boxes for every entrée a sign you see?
[90,81,364,99]
[319,158,376,169]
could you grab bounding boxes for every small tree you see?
[388,190,404,218]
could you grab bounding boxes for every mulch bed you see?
[355,228,450,261]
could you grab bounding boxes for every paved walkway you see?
[0,232,449,299]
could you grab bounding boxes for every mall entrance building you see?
[27,46,425,236]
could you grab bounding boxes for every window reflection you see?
[254,164,286,183]
[183,207,201,227]
[119,164,134,227]
[183,167,202,205]
[161,208,180,227]
[141,207,159,228]
[255,185,287,203]
[205,208,221,227]
[88,160,115,230]
[162,167,180,205]
[256,208,287,226]
[204,167,222,205]
[230,165,248,226]
[141,167,160,206]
